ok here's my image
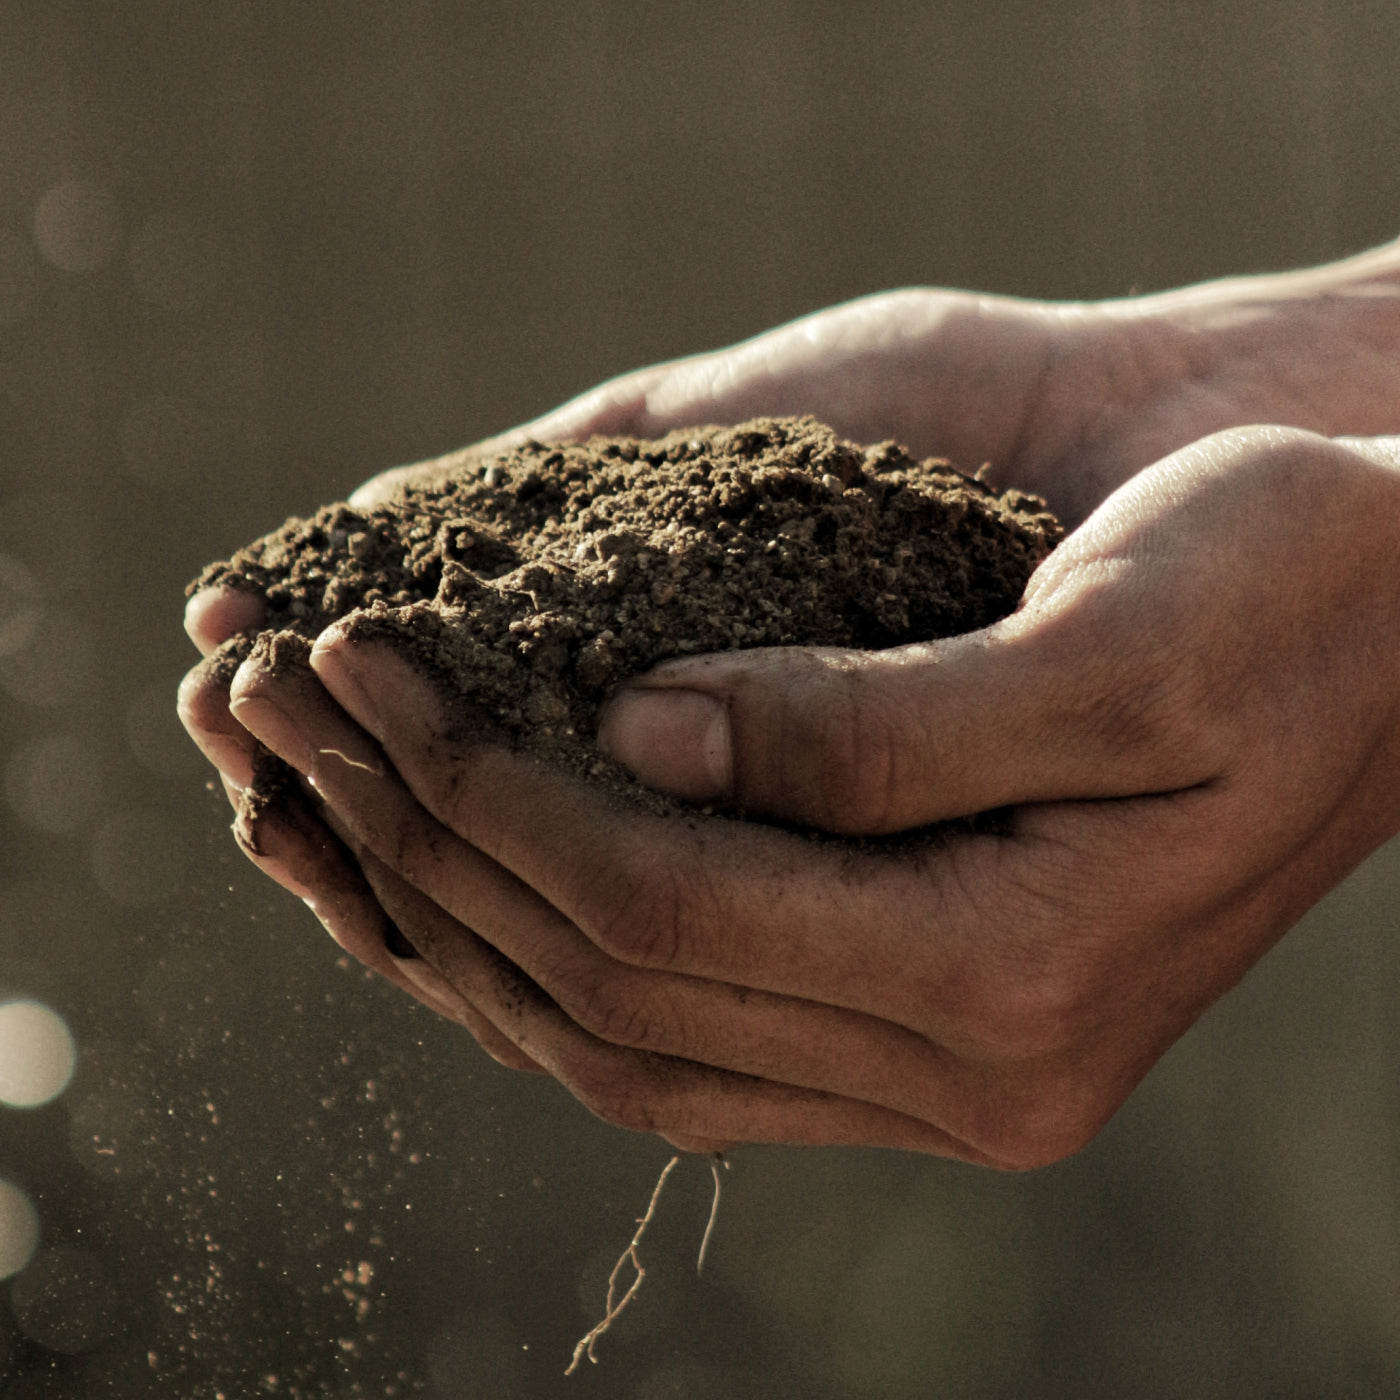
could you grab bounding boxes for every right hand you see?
[227,426,1400,1158]
[351,236,1400,528]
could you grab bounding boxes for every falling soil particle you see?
[190,416,1061,823]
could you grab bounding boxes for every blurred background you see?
[1,1,1398,1396]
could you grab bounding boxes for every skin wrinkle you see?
[583,866,687,973]
[409,734,539,883]
[564,968,862,1097]
[640,847,728,976]
[558,965,671,1060]
[608,783,947,1025]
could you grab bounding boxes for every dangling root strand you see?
[565,1155,680,1374]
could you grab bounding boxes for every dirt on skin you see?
[190,416,1062,825]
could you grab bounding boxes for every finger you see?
[234,640,993,1128]
[592,606,1225,835]
[314,819,544,1077]
[592,435,1296,833]
[356,851,991,1158]
[178,645,262,789]
[234,755,544,1073]
[228,778,430,991]
[467,291,1052,468]
[297,630,1201,1165]
[185,585,265,657]
[223,657,545,1072]
[350,289,1056,511]
[305,632,1058,1040]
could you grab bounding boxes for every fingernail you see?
[228,695,317,776]
[597,688,732,802]
[310,637,384,740]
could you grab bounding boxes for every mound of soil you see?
[191,416,1061,818]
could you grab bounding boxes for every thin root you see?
[565,1155,680,1375]
[696,1154,728,1276]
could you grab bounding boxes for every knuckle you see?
[573,849,702,971]
[571,1066,663,1134]
[781,667,907,833]
[560,971,673,1054]
[590,882,683,968]
[958,941,1094,1062]
[981,1071,1114,1172]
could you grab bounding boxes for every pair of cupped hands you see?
[182,242,1400,1166]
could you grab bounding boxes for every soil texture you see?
[191,416,1061,821]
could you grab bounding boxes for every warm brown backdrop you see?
[1,2,1398,1396]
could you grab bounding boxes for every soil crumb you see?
[191,416,1061,819]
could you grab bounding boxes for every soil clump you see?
[191,416,1061,821]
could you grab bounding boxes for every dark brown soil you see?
[191,416,1061,821]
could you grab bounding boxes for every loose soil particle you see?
[191,416,1062,826]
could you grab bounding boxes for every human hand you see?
[219,426,1400,1161]
[180,242,1400,1135]
[353,237,1400,528]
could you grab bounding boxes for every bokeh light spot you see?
[5,731,105,834]
[31,179,121,274]
[0,1001,76,1108]
[0,1179,40,1281]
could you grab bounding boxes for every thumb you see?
[595,614,1212,835]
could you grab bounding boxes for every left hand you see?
[220,426,1400,1162]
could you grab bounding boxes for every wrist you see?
[1103,239,1400,442]
[1135,240,1400,420]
